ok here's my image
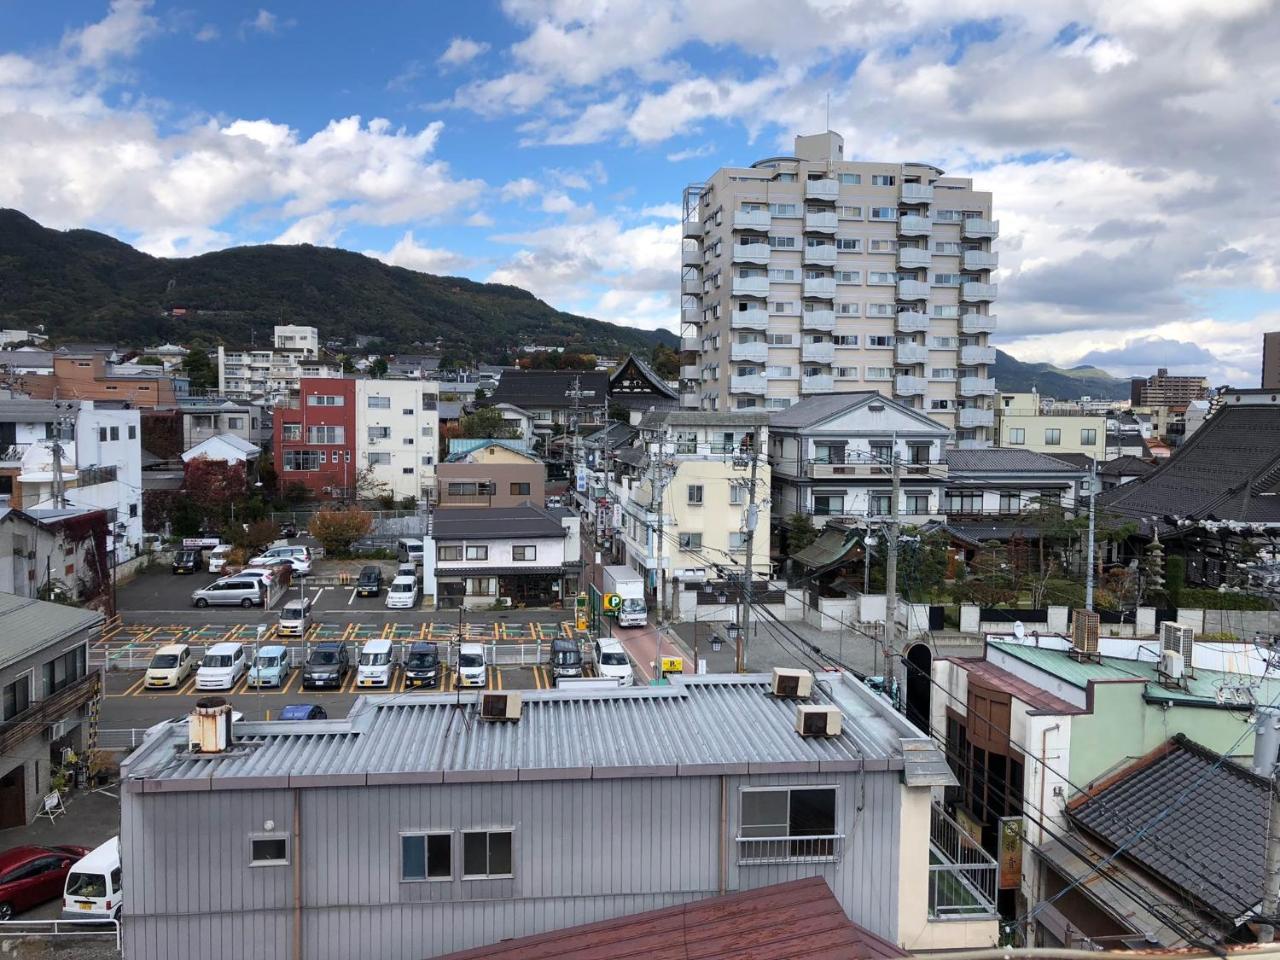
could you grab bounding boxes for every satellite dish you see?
[1013,621,1026,640]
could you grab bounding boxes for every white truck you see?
[603,565,648,628]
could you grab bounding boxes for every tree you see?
[283,481,310,505]
[460,407,518,439]
[309,508,373,556]
[181,347,217,392]
[650,343,680,380]
[136,355,163,366]
[954,542,1018,606]
[228,518,279,556]
[353,464,391,503]
[182,457,248,527]
[786,513,818,555]
[370,356,388,378]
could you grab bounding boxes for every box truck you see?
[603,565,648,628]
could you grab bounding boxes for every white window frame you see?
[461,829,514,880]
[399,830,453,883]
[248,834,290,867]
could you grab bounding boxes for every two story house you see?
[425,504,568,608]
[119,670,998,960]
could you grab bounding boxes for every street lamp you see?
[863,533,878,595]
[725,621,741,666]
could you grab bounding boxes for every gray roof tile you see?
[945,448,1087,472]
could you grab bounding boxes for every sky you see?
[1,1,1278,385]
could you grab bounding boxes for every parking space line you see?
[111,675,148,697]
[494,669,503,691]
[348,589,356,606]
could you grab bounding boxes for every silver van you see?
[191,578,264,608]
[397,537,425,566]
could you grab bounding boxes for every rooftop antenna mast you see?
[825,91,831,132]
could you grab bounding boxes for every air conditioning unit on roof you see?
[479,691,522,722]
[771,667,813,699]
[795,704,841,738]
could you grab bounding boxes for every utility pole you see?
[1085,459,1098,611]
[883,435,901,661]
[735,430,760,673]
[1254,705,1280,942]
[647,427,673,683]
[50,409,73,509]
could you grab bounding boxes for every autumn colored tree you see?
[649,343,681,380]
[182,457,248,527]
[309,508,373,556]
[228,518,279,556]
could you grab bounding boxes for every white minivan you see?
[457,643,487,688]
[357,638,394,688]
[385,575,419,609]
[593,638,635,687]
[62,837,122,920]
[196,642,248,691]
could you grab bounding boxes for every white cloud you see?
[241,9,294,37]
[437,37,490,69]
[665,143,715,162]
[465,211,494,227]
[638,202,681,219]
[63,0,158,66]
[194,24,219,43]
[386,60,425,92]
[366,231,472,274]
[272,211,341,247]
[499,177,539,201]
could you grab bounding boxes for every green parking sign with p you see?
[602,593,621,614]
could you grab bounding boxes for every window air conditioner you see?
[771,667,813,699]
[479,692,522,722]
[795,705,841,738]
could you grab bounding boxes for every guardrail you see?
[0,917,120,949]
[100,728,155,752]
[929,803,998,919]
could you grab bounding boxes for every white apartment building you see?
[217,325,340,404]
[680,131,997,447]
[354,379,439,503]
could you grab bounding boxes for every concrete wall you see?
[123,770,909,960]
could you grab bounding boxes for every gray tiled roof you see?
[488,370,609,410]
[945,448,1088,473]
[122,672,953,787]
[1098,454,1155,477]
[432,505,565,540]
[0,592,103,671]
[1069,735,1265,919]
[637,410,769,430]
[1099,406,1280,524]
[766,392,881,428]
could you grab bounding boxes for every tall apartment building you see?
[680,131,997,447]
[217,325,341,404]
[1128,367,1208,406]
[1263,332,1280,390]
[354,379,439,504]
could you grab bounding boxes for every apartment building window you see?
[934,209,964,221]
[128,425,136,440]
[946,491,981,514]
[930,399,952,411]
[768,268,797,281]
[868,239,898,252]
[109,426,119,441]
[678,533,702,550]
[1044,428,1062,446]
[834,366,859,378]
[833,335,859,346]
[401,467,413,475]
[306,395,344,406]
[465,546,488,561]
[869,441,893,463]
[837,205,863,219]
[462,830,513,879]
[766,334,794,346]
[930,369,958,380]
[42,647,85,696]
[226,417,244,430]
[1081,428,1097,445]
[835,238,861,252]
[367,453,391,467]
[367,396,391,408]
[835,271,861,284]
[906,493,931,515]
[739,787,837,862]
[867,335,894,348]
[869,207,897,220]
[401,833,451,882]
[932,273,962,286]
[872,175,896,186]
[437,545,462,561]
[319,451,328,465]
[868,272,895,285]
[728,532,747,552]
[764,398,792,409]
[283,450,320,471]
[768,202,799,216]
[766,366,794,379]
[1008,428,1026,445]
[730,485,745,506]
[769,301,796,314]
[813,493,844,516]
[908,443,931,464]
[1000,491,1021,514]
[98,427,107,442]
[510,482,531,496]
[421,456,435,466]
[513,545,537,561]
[2,675,29,721]
[867,303,894,317]
[767,235,797,249]
[930,337,958,348]
[368,426,391,441]
[838,173,861,184]
[402,437,414,446]
[866,367,894,380]
[777,172,797,182]
[307,425,344,444]
[688,485,704,506]
[934,241,962,254]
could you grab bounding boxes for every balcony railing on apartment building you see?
[0,672,99,758]
[804,455,942,479]
[929,803,998,920]
[737,834,843,865]
[0,443,31,464]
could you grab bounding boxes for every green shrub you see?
[1178,587,1270,610]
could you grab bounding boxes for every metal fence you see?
[99,728,156,752]
[928,803,998,919]
[736,834,843,865]
[0,918,120,949]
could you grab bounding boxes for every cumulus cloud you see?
[242,9,292,36]
[437,37,490,69]
[1075,336,1219,371]
[366,231,472,275]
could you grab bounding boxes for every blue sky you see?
[2,1,1278,385]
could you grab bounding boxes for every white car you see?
[206,544,232,574]
[247,545,312,576]
[196,642,248,691]
[385,575,419,609]
[457,643,487,688]
[593,638,635,687]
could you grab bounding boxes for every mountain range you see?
[0,209,1133,398]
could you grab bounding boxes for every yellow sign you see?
[660,656,684,675]
[576,613,588,631]
[602,593,621,612]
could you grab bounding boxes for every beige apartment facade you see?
[355,378,439,503]
[436,442,545,509]
[680,131,997,447]
[995,392,1109,460]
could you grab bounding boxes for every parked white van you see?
[357,638,394,688]
[144,643,195,689]
[385,575,419,610]
[457,643,487,688]
[196,642,247,691]
[62,837,122,920]
[593,638,635,687]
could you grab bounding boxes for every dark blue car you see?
[278,704,327,721]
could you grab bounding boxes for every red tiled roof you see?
[436,877,907,960]
[956,657,1082,715]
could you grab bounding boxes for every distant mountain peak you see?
[992,350,1130,400]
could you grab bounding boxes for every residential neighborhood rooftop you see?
[0,592,103,672]
[431,504,567,540]
[122,672,952,789]
[944,448,1088,472]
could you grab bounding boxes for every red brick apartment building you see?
[273,377,356,500]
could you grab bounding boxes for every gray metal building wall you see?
[122,770,902,960]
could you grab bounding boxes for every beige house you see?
[995,391,1108,460]
[437,440,544,509]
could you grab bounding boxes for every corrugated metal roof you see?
[0,593,102,671]
[437,877,907,960]
[124,673,949,788]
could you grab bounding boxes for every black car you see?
[403,642,441,688]
[171,549,203,575]
[280,521,298,538]
[356,565,384,597]
[302,643,350,689]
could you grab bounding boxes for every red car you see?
[0,845,90,919]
